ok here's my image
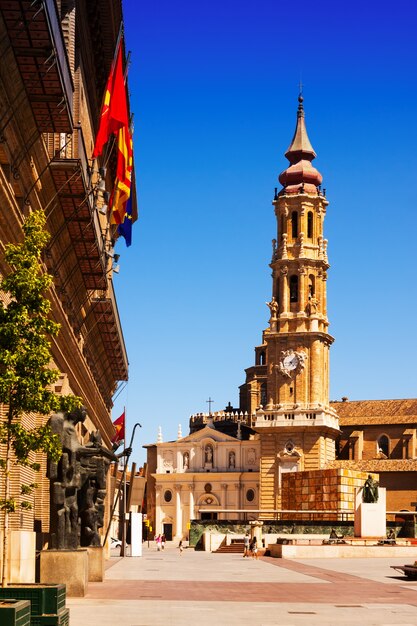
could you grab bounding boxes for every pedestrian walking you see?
[243,532,250,557]
[179,539,183,555]
[161,533,166,550]
[250,536,258,559]
[155,534,162,551]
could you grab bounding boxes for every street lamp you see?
[103,422,142,555]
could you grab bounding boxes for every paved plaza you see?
[67,543,417,625]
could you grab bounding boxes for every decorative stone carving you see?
[280,265,288,276]
[163,451,174,470]
[266,297,278,329]
[228,451,236,469]
[306,296,320,316]
[299,231,305,257]
[247,448,256,466]
[204,444,213,464]
[281,234,288,259]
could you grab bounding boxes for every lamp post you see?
[104,422,142,554]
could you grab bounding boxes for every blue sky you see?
[112,0,417,464]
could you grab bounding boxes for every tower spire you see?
[279,95,322,194]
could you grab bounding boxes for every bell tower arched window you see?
[307,212,313,238]
[308,274,315,298]
[377,435,390,458]
[259,351,266,365]
[291,211,298,239]
[290,275,298,303]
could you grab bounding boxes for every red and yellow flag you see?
[92,39,130,159]
[111,411,125,444]
[110,125,133,224]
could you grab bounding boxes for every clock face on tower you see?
[282,353,299,371]
[278,349,307,378]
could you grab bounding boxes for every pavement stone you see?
[66,542,417,625]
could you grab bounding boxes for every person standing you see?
[156,534,162,551]
[161,533,166,550]
[250,536,258,559]
[243,532,250,557]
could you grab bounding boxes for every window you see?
[246,489,255,502]
[260,383,267,406]
[377,435,390,458]
[307,212,313,238]
[291,211,298,238]
[308,275,315,297]
[259,351,266,365]
[290,275,298,303]
[164,490,172,503]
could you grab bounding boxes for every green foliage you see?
[0,210,82,514]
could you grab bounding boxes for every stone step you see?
[214,543,245,553]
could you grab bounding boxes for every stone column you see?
[155,485,163,536]
[298,265,306,314]
[281,266,288,313]
[234,482,242,511]
[174,484,183,539]
[188,483,195,520]
[321,271,328,318]
[221,483,228,520]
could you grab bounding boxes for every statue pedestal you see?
[87,546,104,582]
[40,549,88,597]
[354,487,386,538]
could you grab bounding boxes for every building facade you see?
[145,97,417,539]
[0,0,134,541]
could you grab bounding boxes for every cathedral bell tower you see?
[240,96,339,512]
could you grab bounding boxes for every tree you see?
[0,210,81,586]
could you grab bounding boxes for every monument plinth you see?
[354,477,386,538]
[40,549,88,597]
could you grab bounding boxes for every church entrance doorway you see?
[163,523,173,540]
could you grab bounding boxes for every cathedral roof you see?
[278,95,322,194]
[328,459,417,472]
[331,399,417,425]
[178,423,240,443]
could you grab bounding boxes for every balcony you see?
[89,281,128,382]
[49,127,107,292]
[0,0,74,132]
[252,407,339,431]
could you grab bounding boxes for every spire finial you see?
[298,80,305,117]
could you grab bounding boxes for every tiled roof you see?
[330,399,417,425]
[327,459,417,472]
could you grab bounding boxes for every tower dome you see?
[278,95,322,194]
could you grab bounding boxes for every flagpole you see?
[121,405,127,557]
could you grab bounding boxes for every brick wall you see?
[281,468,377,521]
